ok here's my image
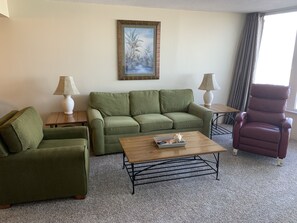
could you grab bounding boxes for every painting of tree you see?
[117,20,160,80]
[124,28,154,75]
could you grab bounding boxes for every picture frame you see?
[117,20,160,80]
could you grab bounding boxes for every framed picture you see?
[117,20,160,80]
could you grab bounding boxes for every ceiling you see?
[55,0,297,13]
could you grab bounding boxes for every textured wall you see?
[0,0,245,123]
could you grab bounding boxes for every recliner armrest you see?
[235,112,247,123]
[282,117,293,130]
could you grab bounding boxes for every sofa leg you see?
[232,149,238,156]
[74,195,86,200]
[277,158,283,166]
[0,204,11,209]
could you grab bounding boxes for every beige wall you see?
[0,0,245,122]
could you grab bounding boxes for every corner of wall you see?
[0,0,9,17]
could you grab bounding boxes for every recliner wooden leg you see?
[74,195,86,200]
[0,204,11,209]
[277,158,283,166]
[233,149,238,156]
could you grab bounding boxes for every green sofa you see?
[88,89,212,156]
[0,107,89,208]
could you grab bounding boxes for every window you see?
[254,12,297,87]
[253,11,297,111]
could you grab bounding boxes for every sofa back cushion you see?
[160,89,194,113]
[0,110,18,157]
[0,107,43,153]
[130,90,160,116]
[89,92,130,118]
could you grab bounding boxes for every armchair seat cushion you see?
[164,112,203,129]
[133,114,173,132]
[38,138,88,149]
[240,122,280,143]
[104,116,140,135]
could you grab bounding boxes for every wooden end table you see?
[203,104,239,138]
[45,111,88,128]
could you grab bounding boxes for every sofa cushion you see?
[160,89,194,113]
[38,138,88,149]
[0,107,43,153]
[104,116,140,135]
[89,92,130,118]
[130,90,160,116]
[0,110,18,157]
[164,112,203,129]
[133,114,173,132]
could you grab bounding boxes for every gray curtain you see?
[226,13,264,117]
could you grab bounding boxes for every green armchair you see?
[0,107,89,208]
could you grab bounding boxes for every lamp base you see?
[62,95,74,115]
[203,90,214,107]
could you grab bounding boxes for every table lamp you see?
[198,73,220,107]
[53,76,80,115]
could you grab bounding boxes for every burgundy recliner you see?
[233,84,293,165]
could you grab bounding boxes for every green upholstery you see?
[130,90,160,116]
[0,139,8,158]
[160,89,194,113]
[0,108,89,207]
[133,114,173,132]
[0,110,18,157]
[38,138,88,149]
[164,112,203,129]
[104,116,140,135]
[89,92,130,117]
[88,89,212,155]
[0,110,18,125]
[0,107,43,153]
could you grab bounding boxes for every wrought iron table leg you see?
[122,152,125,169]
[131,163,135,194]
[216,153,220,180]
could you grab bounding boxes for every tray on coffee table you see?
[153,135,186,148]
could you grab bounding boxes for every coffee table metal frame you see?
[122,151,221,194]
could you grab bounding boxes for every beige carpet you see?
[2,133,297,223]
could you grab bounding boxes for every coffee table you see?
[119,131,227,194]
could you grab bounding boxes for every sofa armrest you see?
[0,146,89,205]
[188,103,212,138]
[87,107,105,155]
[43,126,89,140]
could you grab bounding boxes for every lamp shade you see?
[198,73,220,91]
[53,76,80,96]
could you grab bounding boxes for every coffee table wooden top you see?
[119,131,227,163]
